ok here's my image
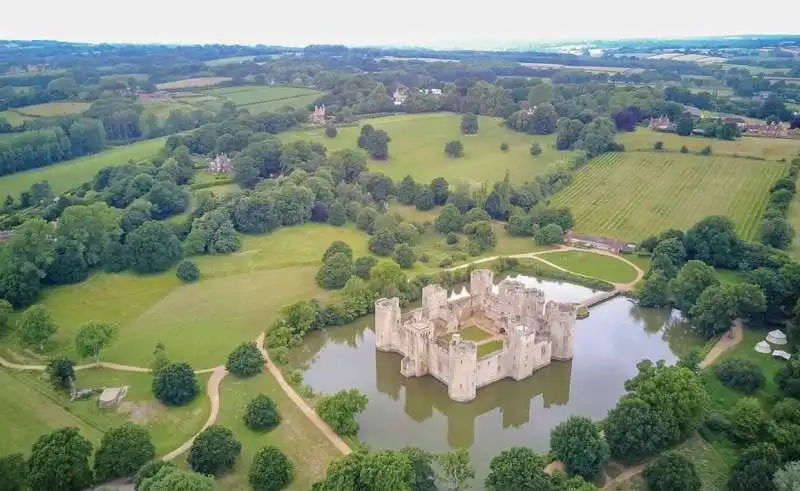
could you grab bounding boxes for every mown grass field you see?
[0,136,167,198]
[203,85,322,114]
[537,250,639,283]
[205,55,256,67]
[215,373,339,490]
[156,77,233,90]
[284,113,578,184]
[617,129,800,161]
[551,152,786,242]
[15,102,91,117]
[0,109,32,127]
[0,368,209,458]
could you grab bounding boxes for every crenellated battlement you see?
[374,269,578,402]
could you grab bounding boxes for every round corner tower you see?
[448,334,478,402]
[546,301,578,361]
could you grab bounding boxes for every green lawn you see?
[215,373,339,490]
[0,137,167,198]
[0,109,32,127]
[536,250,639,283]
[283,113,579,185]
[460,326,493,342]
[205,56,257,67]
[477,339,504,357]
[15,102,91,117]
[244,94,321,114]
[0,369,209,458]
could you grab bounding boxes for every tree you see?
[94,423,156,482]
[393,243,417,269]
[328,201,347,226]
[27,427,93,491]
[530,102,559,134]
[700,145,713,155]
[500,142,509,152]
[56,202,120,267]
[356,206,379,234]
[226,342,264,378]
[775,461,800,491]
[676,117,694,136]
[650,237,686,279]
[0,453,27,491]
[0,299,11,336]
[184,210,241,255]
[400,446,436,491]
[775,359,800,398]
[728,443,781,491]
[669,260,720,313]
[550,416,609,480]
[354,256,378,280]
[139,466,215,491]
[556,118,584,150]
[152,362,198,406]
[125,221,182,274]
[715,358,765,394]
[369,230,398,256]
[435,204,464,234]
[643,451,701,491]
[359,450,415,491]
[529,82,554,106]
[530,142,542,156]
[689,283,766,338]
[534,223,564,245]
[636,272,670,308]
[436,448,475,491]
[680,145,689,153]
[463,221,497,255]
[485,447,553,490]
[430,177,450,206]
[322,241,353,263]
[653,141,664,151]
[46,356,75,390]
[316,389,369,436]
[316,252,355,289]
[244,394,281,431]
[18,304,57,351]
[460,113,478,135]
[134,460,176,490]
[685,215,740,268]
[366,129,391,160]
[249,445,293,491]
[728,397,766,443]
[761,219,794,249]
[605,395,668,462]
[188,425,242,475]
[147,180,189,219]
[45,243,89,285]
[444,140,464,158]
[75,321,117,362]
[177,259,200,282]
[578,117,617,158]
[325,126,338,138]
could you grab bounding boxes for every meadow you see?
[204,55,257,67]
[283,112,579,184]
[617,128,800,161]
[536,250,639,283]
[551,152,786,242]
[15,102,91,117]
[203,85,322,113]
[0,136,167,198]
[156,77,233,90]
[0,109,32,127]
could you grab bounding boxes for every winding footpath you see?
[0,247,645,463]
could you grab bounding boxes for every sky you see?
[3,0,799,48]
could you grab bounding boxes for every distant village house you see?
[309,105,327,124]
[208,153,233,174]
[649,115,676,132]
[393,88,408,106]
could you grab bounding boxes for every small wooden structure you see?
[98,386,129,408]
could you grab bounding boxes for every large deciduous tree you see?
[0,453,27,491]
[152,362,198,406]
[244,394,281,431]
[18,304,57,351]
[460,113,479,135]
[668,260,719,313]
[689,283,766,338]
[643,451,701,491]
[225,342,264,378]
[315,389,369,436]
[94,423,156,482]
[125,221,182,273]
[728,443,781,491]
[188,425,242,475]
[27,427,93,491]
[249,445,293,491]
[436,448,475,491]
[75,321,118,362]
[485,446,553,490]
[549,415,609,480]
[684,215,741,268]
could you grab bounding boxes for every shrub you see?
[654,141,664,151]
[446,233,459,245]
[188,425,242,475]
[393,244,417,269]
[325,126,337,138]
[368,230,397,256]
[134,460,176,490]
[176,260,200,283]
[680,145,689,153]
[530,142,542,156]
[728,397,766,443]
[316,389,368,436]
[244,394,281,431]
[550,416,609,480]
[354,256,377,279]
[500,142,509,152]
[225,342,264,378]
[439,257,454,268]
[94,423,156,482]
[699,145,713,156]
[248,445,293,491]
[715,358,765,394]
[444,140,464,158]
[419,253,430,263]
[644,451,701,491]
[316,252,355,289]
[152,362,198,406]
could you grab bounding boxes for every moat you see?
[289,276,703,484]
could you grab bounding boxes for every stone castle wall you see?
[374,269,577,402]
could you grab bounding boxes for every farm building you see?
[564,230,625,253]
[208,153,233,174]
[649,115,676,132]
[309,105,326,124]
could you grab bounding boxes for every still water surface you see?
[290,277,702,483]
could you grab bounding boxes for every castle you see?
[375,269,577,402]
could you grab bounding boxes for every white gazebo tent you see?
[755,340,772,354]
[766,330,788,345]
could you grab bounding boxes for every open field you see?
[15,102,91,117]
[617,128,800,161]
[0,136,167,198]
[551,152,785,242]
[0,109,33,127]
[537,250,639,283]
[284,113,579,184]
[205,55,257,66]
[156,77,233,90]
[99,73,150,83]
[216,373,339,490]
[0,368,210,457]
[203,85,322,113]
[518,62,645,74]
[722,64,790,75]
[244,94,321,114]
